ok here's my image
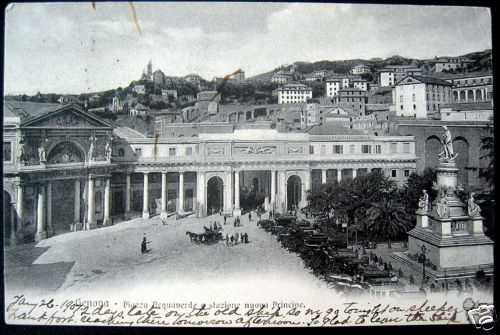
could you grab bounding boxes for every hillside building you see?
[277,84,313,104]
[392,76,452,119]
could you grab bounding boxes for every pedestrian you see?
[249,212,252,221]
[235,232,239,244]
[220,209,223,216]
[230,235,234,245]
[141,234,151,254]
[226,234,229,245]
[244,233,249,244]
[233,219,236,227]
[224,214,227,225]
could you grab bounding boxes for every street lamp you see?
[420,244,428,285]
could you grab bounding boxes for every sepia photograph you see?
[2,1,495,329]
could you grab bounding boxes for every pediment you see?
[398,76,423,86]
[21,105,113,129]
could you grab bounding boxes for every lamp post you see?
[354,217,358,250]
[420,244,428,285]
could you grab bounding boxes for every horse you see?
[186,231,198,242]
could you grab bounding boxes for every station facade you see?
[3,103,417,244]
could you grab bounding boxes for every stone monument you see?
[404,126,494,281]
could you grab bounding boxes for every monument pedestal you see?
[405,158,494,281]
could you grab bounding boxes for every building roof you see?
[441,101,493,111]
[306,124,365,135]
[396,76,452,86]
[352,79,368,82]
[277,83,312,91]
[133,103,149,110]
[428,71,493,81]
[4,101,66,121]
[114,126,148,139]
[339,87,364,92]
[353,64,369,68]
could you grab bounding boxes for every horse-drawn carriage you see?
[186,226,223,244]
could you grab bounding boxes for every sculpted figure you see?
[38,137,48,162]
[438,126,457,161]
[104,138,112,160]
[435,194,450,218]
[88,134,97,161]
[418,190,429,212]
[467,192,481,217]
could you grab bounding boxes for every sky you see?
[4,2,492,95]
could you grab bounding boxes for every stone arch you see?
[229,113,237,123]
[467,90,474,101]
[460,91,466,101]
[206,176,224,216]
[246,111,252,120]
[475,89,482,101]
[286,175,302,211]
[425,135,442,169]
[453,136,470,186]
[238,111,245,122]
[47,141,85,164]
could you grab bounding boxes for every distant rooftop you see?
[306,124,365,136]
[4,101,64,121]
[114,126,148,139]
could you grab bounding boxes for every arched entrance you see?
[287,175,302,211]
[207,176,224,215]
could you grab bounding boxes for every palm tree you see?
[365,199,410,248]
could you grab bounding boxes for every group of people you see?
[208,221,223,231]
[225,232,249,245]
[233,217,242,227]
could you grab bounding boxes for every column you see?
[142,172,149,219]
[87,176,95,229]
[161,172,167,219]
[196,171,205,218]
[35,183,46,241]
[74,179,81,230]
[270,170,276,210]
[278,170,287,213]
[233,170,241,216]
[125,173,131,219]
[352,168,357,179]
[224,170,233,213]
[9,202,16,245]
[103,177,111,225]
[321,169,327,184]
[301,170,311,208]
[15,184,24,234]
[337,169,342,182]
[473,90,477,101]
[178,172,185,213]
[46,180,52,236]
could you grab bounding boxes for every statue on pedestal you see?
[88,134,97,161]
[104,137,112,160]
[438,126,457,162]
[467,192,481,217]
[38,137,48,162]
[418,190,429,212]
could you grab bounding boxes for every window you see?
[400,105,403,110]
[390,143,397,153]
[309,145,314,154]
[118,148,125,157]
[169,148,176,157]
[134,148,142,157]
[412,94,416,102]
[403,143,410,153]
[361,145,371,154]
[186,147,193,156]
[3,142,12,162]
[391,170,397,178]
[349,145,355,154]
[321,145,326,155]
[375,145,382,154]
[333,145,343,154]
[413,104,416,109]
[404,170,410,177]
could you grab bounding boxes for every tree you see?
[398,168,437,224]
[365,199,411,248]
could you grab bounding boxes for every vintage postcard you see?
[3,1,495,329]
